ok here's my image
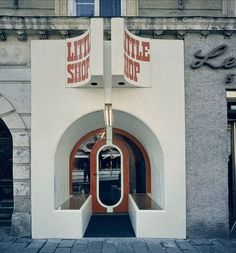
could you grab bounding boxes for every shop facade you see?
[0,1,236,239]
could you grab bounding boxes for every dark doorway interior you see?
[0,119,13,227]
[84,214,135,237]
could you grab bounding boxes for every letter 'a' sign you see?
[111,18,151,87]
[66,19,104,87]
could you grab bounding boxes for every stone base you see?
[10,212,31,237]
[187,223,229,239]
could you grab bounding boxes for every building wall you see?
[0,0,55,16]
[0,34,33,235]
[184,33,235,237]
[138,0,224,17]
[0,15,234,237]
[1,0,235,17]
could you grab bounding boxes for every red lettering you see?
[124,54,140,82]
[133,62,140,81]
[73,41,79,61]
[74,62,81,82]
[124,30,150,62]
[130,37,135,59]
[85,57,90,79]
[142,42,150,61]
[135,40,142,61]
[67,64,74,83]
[67,56,90,85]
[128,59,133,80]
[67,42,74,62]
[78,40,83,59]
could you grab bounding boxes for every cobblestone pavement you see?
[1,228,236,253]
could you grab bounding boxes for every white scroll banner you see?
[66,18,104,88]
[111,18,151,87]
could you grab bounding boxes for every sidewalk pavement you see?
[0,227,236,253]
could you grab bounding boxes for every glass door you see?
[90,138,129,213]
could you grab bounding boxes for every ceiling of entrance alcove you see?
[54,110,163,160]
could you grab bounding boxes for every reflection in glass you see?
[98,146,121,206]
[72,132,104,195]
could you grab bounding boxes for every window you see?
[100,0,121,17]
[76,0,95,16]
[69,0,123,16]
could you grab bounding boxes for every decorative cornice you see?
[16,30,27,41]
[0,16,235,32]
[0,16,236,40]
[0,30,6,41]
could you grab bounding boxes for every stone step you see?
[0,213,12,220]
[0,200,14,208]
[0,207,13,214]
[0,220,11,226]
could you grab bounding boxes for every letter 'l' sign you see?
[190,44,236,69]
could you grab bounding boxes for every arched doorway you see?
[0,118,13,227]
[69,128,151,214]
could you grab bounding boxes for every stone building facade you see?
[0,0,236,238]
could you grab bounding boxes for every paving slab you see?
[21,249,40,253]
[16,238,32,243]
[175,240,196,250]
[165,248,182,253]
[217,239,236,247]
[146,242,165,253]
[191,239,213,246]
[39,241,60,253]
[3,243,28,253]
[117,244,134,253]
[194,245,214,253]
[1,238,17,243]
[161,240,178,248]
[27,239,46,249]
[102,244,116,253]
[132,240,146,248]
[55,248,71,253]
[0,242,14,249]
[134,246,149,253]
[212,243,229,253]
[58,240,75,248]
[75,239,89,245]
[87,248,102,253]
[88,240,103,248]
[72,244,87,251]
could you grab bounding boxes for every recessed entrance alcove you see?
[53,110,164,237]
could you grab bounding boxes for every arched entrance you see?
[69,128,151,214]
[0,118,13,227]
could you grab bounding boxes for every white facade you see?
[31,31,185,238]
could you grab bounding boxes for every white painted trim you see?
[121,0,126,16]
[68,0,75,16]
[96,144,124,212]
[94,0,99,16]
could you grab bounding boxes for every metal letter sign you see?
[191,44,236,84]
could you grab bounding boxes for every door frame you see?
[90,138,129,213]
